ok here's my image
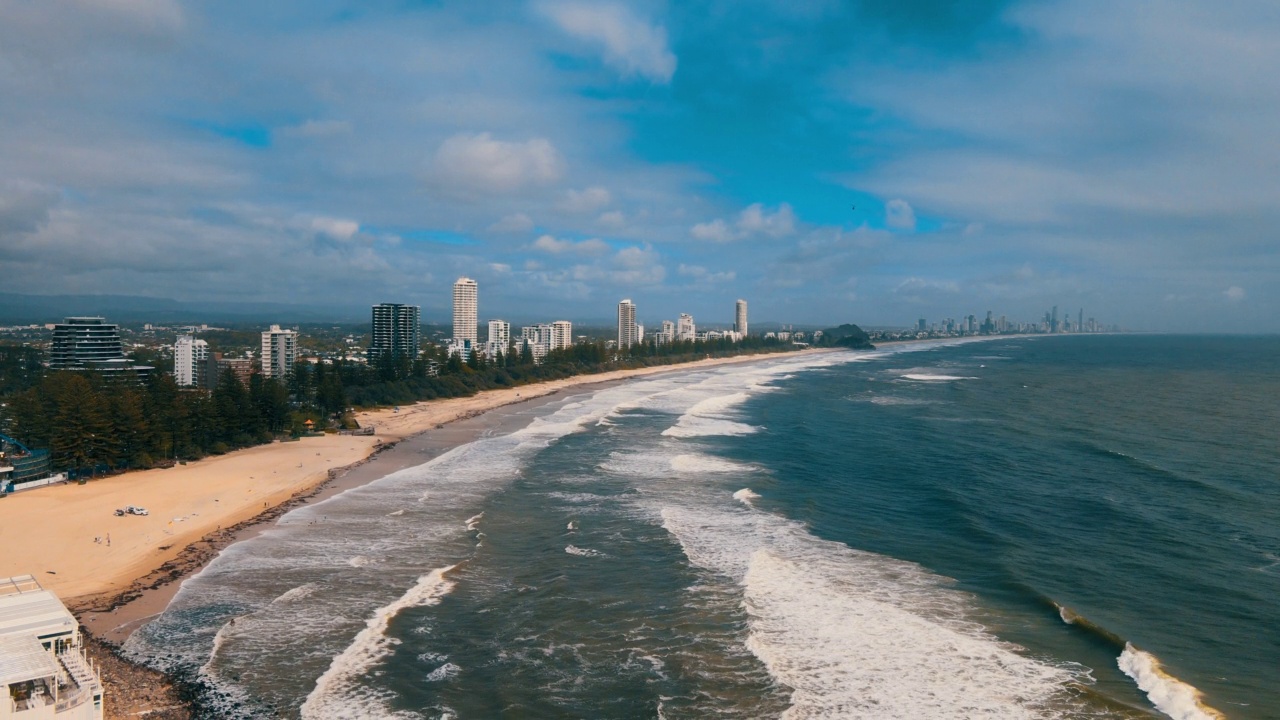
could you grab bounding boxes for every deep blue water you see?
[129,335,1280,719]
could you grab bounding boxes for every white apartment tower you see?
[486,320,511,359]
[735,299,748,336]
[453,277,479,352]
[617,299,638,349]
[173,335,209,387]
[261,325,297,380]
[677,313,696,342]
[550,321,573,352]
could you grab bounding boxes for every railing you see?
[54,650,100,713]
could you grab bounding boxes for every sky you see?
[1,0,1277,331]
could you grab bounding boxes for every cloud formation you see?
[432,133,564,193]
[537,1,677,82]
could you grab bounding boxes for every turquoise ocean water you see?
[127,335,1280,719]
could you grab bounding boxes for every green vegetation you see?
[3,370,296,477]
[815,323,875,349]
[0,333,805,478]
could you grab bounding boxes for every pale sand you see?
[0,349,830,609]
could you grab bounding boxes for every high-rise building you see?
[486,320,511,359]
[453,278,478,352]
[174,335,209,387]
[1051,305,1059,333]
[734,299,748,336]
[551,321,573,351]
[49,316,152,380]
[49,317,124,369]
[617,299,638,348]
[370,303,421,360]
[677,313,696,342]
[261,325,297,380]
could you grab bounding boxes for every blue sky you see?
[0,0,1276,330]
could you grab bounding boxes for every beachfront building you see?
[550,321,572,352]
[735,299,748,337]
[486,320,510,359]
[617,299,638,349]
[0,575,103,719]
[48,318,152,382]
[452,278,478,357]
[677,313,696,342]
[518,321,573,364]
[260,325,297,380]
[173,335,209,387]
[370,304,421,361]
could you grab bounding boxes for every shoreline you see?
[2,338,1014,718]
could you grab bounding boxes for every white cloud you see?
[537,1,677,83]
[691,218,735,242]
[489,212,535,233]
[885,198,916,231]
[561,186,612,213]
[309,216,360,241]
[678,263,736,283]
[432,132,564,192]
[737,202,796,237]
[531,233,610,255]
[690,202,798,242]
[597,210,625,229]
[1224,285,1246,302]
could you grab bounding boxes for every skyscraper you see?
[371,303,421,361]
[453,277,478,351]
[734,299,748,336]
[174,335,209,387]
[261,325,297,380]
[617,299,638,348]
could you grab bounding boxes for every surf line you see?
[299,563,462,719]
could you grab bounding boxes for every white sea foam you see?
[386,509,405,517]
[662,393,759,438]
[733,488,761,506]
[658,500,1089,719]
[565,544,606,558]
[1118,643,1225,720]
[300,565,457,720]
[347,555,373,568]
[465,513,484,531]
[671,454,752,473]
[271,583,318,605]
[865,396,935,406]
[425,662,461,682]
[900,373,978,381]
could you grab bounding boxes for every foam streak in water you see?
[299,565,457,719]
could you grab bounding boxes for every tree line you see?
[0,333,799,477]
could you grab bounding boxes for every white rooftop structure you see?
[0,575,103,720]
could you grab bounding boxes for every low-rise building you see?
[0,575,103,719]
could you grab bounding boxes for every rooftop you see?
[0,634,59,686]
[0,575,78,643]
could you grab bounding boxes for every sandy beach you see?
[0,349,828,614]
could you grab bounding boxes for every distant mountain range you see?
[0,293,369,325]
[0,293,829,330]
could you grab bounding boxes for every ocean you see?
[125,335,1280,719]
